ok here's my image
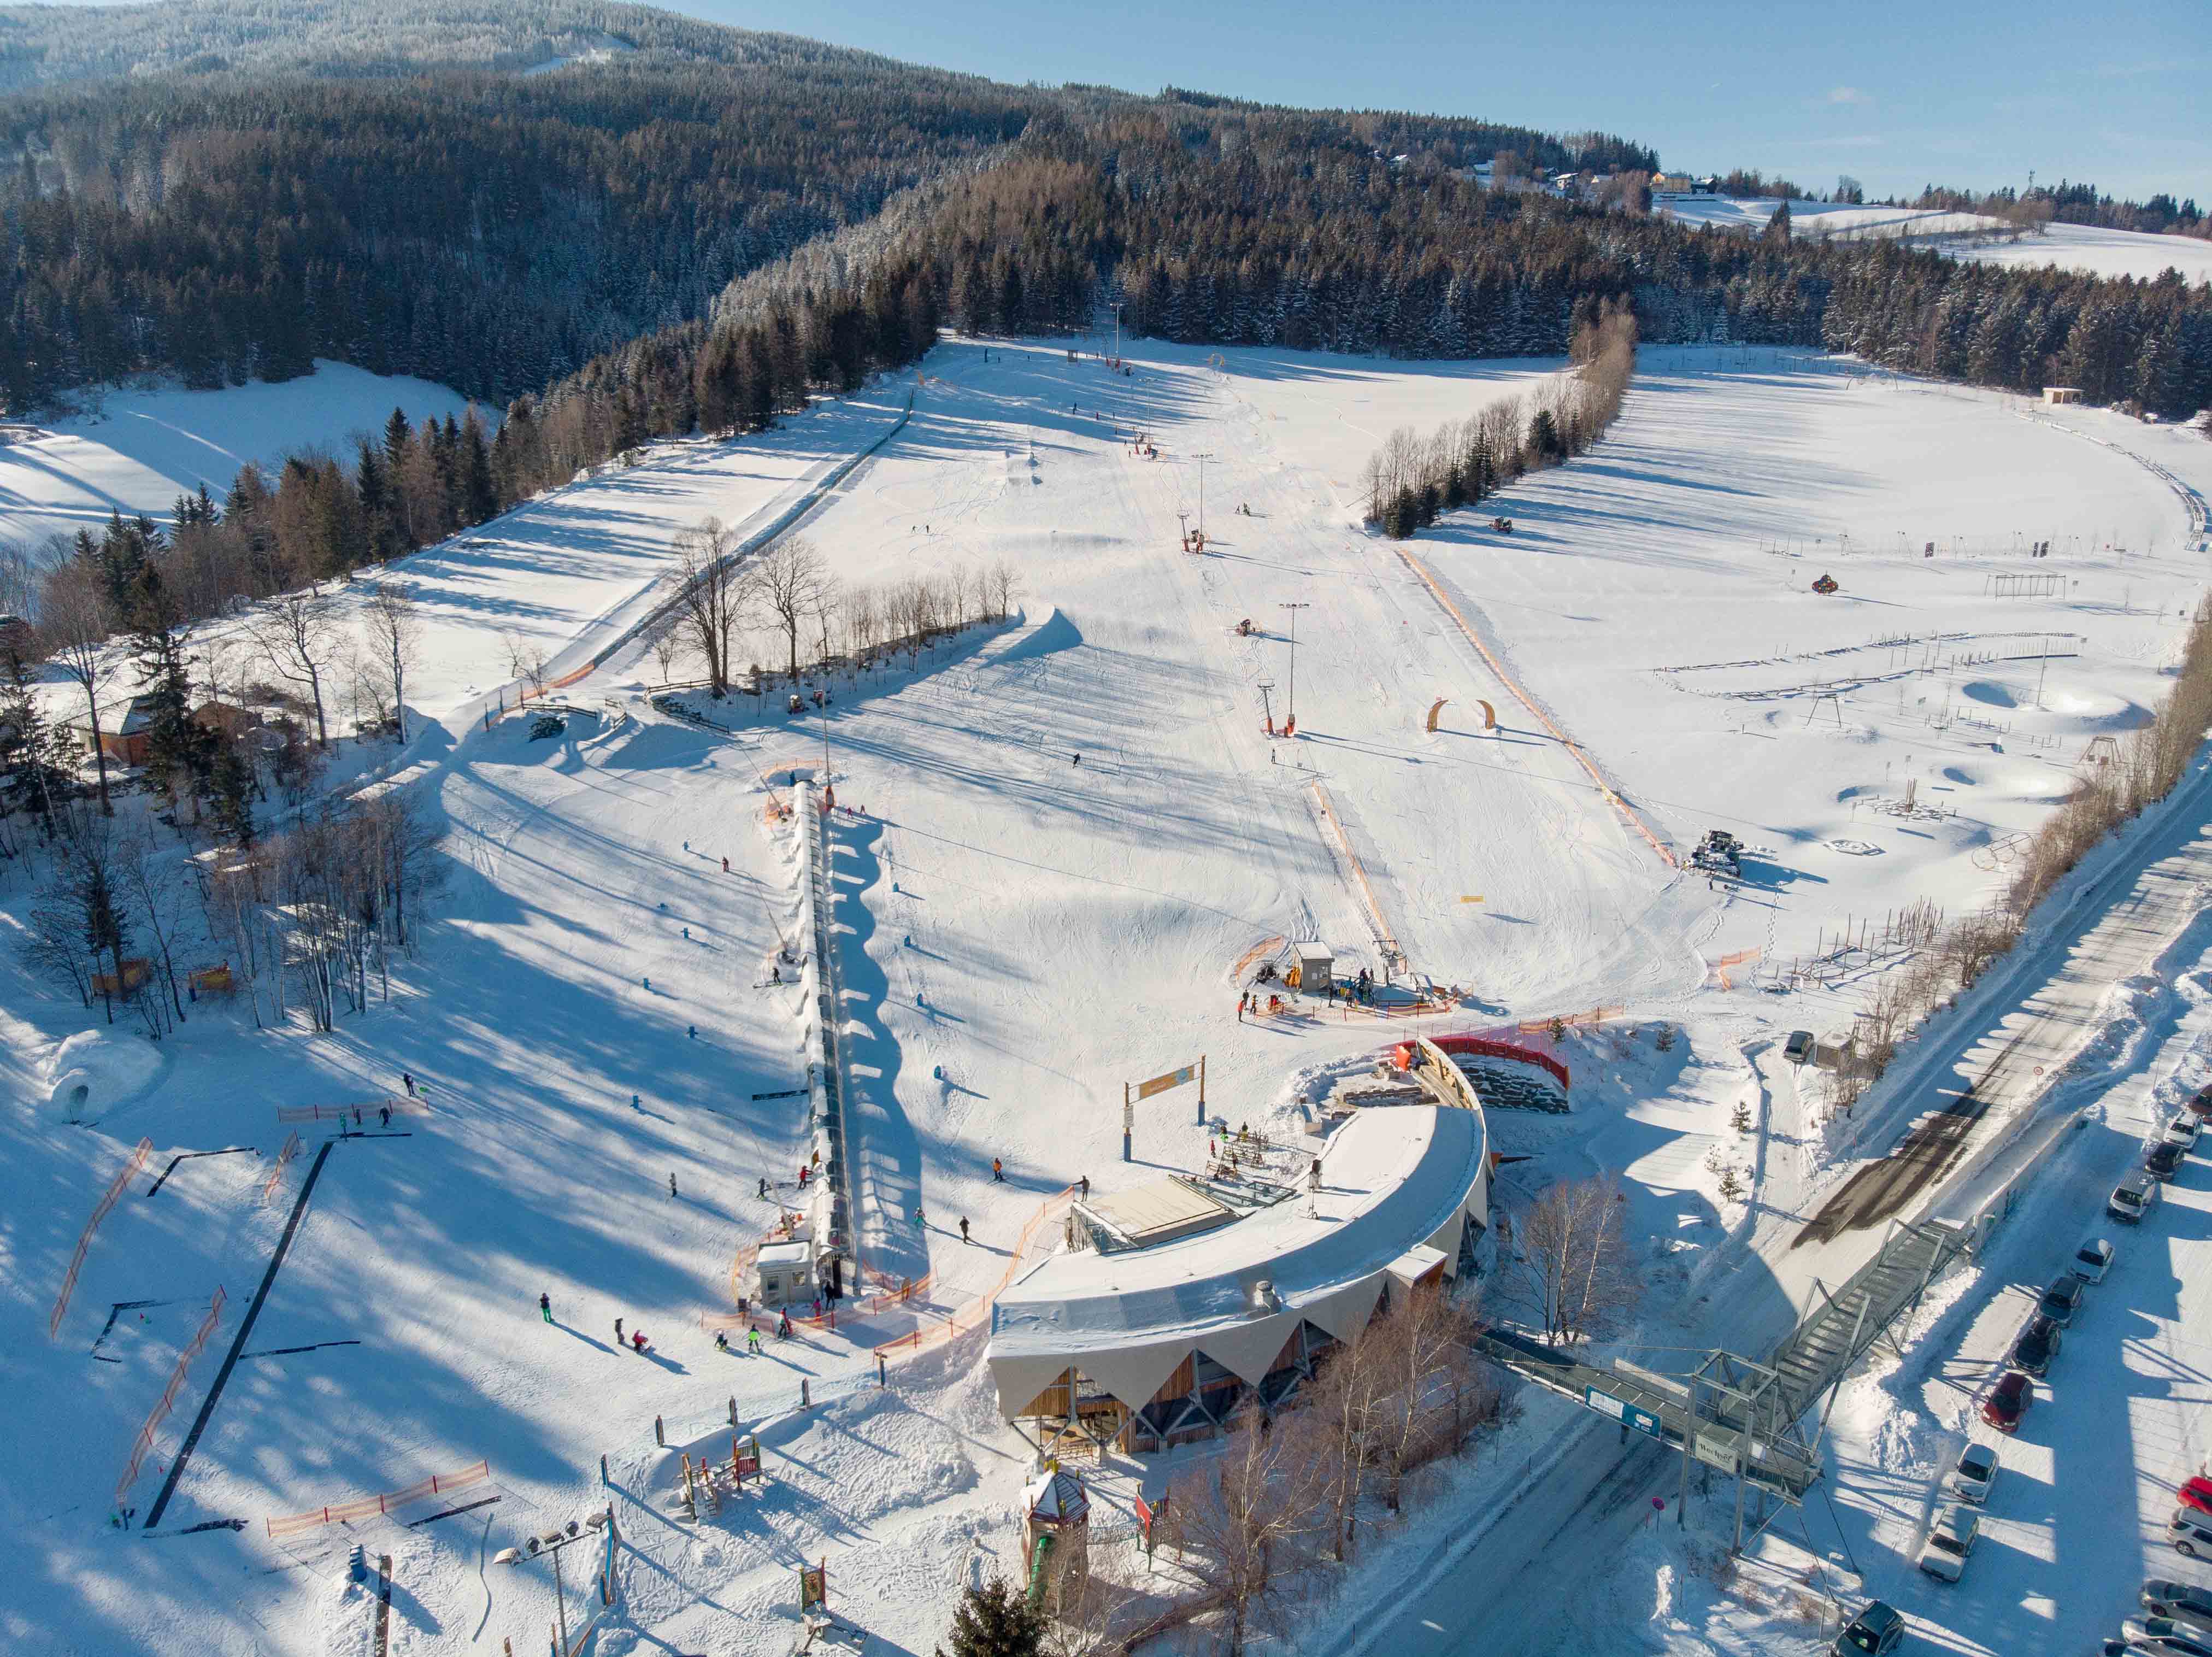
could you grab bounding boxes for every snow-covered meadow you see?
[0,362,481,556]
[2,327,2204,1655]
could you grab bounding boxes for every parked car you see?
[2072,1238,2116,1282]
[2142,1580,2212,1635]
[2188,1084,2212,1120]
[2040,1274,2086,1326]
[1918,1502,1980,1580]
[2112,1177,2161,1223]
[2171,1509,2212,1558]
[2121,1617,2212,1657]
[1785,1030,1816,1064]
[2011,1314,2063,1377]
[2148,1142,2188,1182]
[1949,1441,2000,1505]
[2163,1114,2202,1147]
[1832,1600,1905,1655]
[2180,1477,2212,1519]
[1984,1370,2033,1433]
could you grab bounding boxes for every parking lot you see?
[1823,1074,2212,1653]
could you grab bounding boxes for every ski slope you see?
[1,334,2202,1656]
[0,362,479,555]
[1660,196,2212,285]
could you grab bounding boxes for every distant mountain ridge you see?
[0,0,899,91]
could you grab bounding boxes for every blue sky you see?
[664,0,2205,205]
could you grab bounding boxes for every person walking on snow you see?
[913,1205,926,1228]
[746,1327,762,1355]
[959,1217,971,1244]
[403,1073,416,1097]
[759,1177,770,1199]
[379,1105,390,1128]
[539,1292,552,1324]
[714,1329,728,1352]
[614,1317,624,1343]
[669,1172,679,1198]
[777,1311,792,1340]
[992,1157,1005,1183]
[721,856,729,873]
[631,1330,648,1354]
[1079,1175,1090,1200]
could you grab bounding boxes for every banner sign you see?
[1136,1064,1197,1100]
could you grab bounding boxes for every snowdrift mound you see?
[2043,687,2152,731]
[43,1029,164,1122]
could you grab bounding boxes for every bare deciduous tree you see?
[39,560,115,812]
[669,516,741,695]
[361,581,421,742]
[1507,1172,1639,1344]
[248,590,338,747]
[987,558,1023,622]
[1168,1401,1331,1655]
[748,534,826,686]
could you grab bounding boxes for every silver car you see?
[1949,1441,1999,1505]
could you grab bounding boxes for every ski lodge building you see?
[987,1072,1490,1455]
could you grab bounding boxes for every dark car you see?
[2190,1084,2212,1120]
[2144,1580,2212,1634]
[2011,1315,2063,1377]
[1832,1600,1905,1655]
[1785,1030,1817,1065]
[2039,1274,2085,1326]
[2148,1142,2187,1182]
[1983,1369,2033,1433]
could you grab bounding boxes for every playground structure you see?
[1811,572,1840,595]
[1021,1466,1091,1611]
[676,1435,766,1520]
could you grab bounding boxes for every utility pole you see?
[1279,602,1310,732]
[1194,453,1215,538]
[1109,302,1123,365]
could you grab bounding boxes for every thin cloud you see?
[1828,86,1870,105]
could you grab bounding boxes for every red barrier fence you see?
[261,1131,302,1204]
[50,1137,155,1340]
[264,1460,491,1539]
[1392,1035,1572,1094]
[115,1286,226,1511]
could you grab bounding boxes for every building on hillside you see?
[987,1094,1490,1456]
[192,698,263,740]
[1651,173,1698,195]
[2043,386,2084,406]
[1694,176,1721,194]
[64,694,157,766]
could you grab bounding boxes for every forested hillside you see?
[3,1,2208,655]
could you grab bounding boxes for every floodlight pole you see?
[1194,454,1215,537]
[1279,603,1311,731]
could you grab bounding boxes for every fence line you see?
[51,1137,155,1339]
[264,1460,491,1539]
[872,1186,1074,1361]
[114,1286,226,1511]
[275,1098,430,1126]
[261,1132,302,1204]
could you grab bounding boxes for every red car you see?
[1982,1371,2033,1433]
[2189,1085,2212,1120]
[2180,1477,2212,1518]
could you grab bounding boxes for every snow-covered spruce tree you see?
[936,1577,1044,1657]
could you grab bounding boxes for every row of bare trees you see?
[1363,302,1639,539]
[658,522,1020,697]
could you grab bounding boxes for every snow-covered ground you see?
[1661,196,2212,285]
[0,362,480,555]
[3,332,2205,1655]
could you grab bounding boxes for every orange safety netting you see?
[264,1460,491,1539]
[872,1186,1074,1362]
[115,1286,226,1507]
[50,1137,154,1339]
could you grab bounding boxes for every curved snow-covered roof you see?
[987,1102,1487,1417]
